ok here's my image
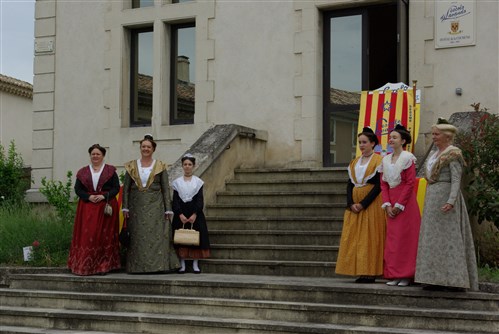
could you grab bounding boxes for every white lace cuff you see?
[394,203,405,211]
[381,202,392,209]
[122,208,129,213]
[165,210,174,215]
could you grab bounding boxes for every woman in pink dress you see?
[379,124,421,287]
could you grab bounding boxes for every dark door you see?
[323,1,406,166]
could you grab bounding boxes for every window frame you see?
[169,22,196,125]
[129,26,154,127]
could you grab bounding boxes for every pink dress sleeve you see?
[394,162,416,208]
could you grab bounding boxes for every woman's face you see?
[358,134,375,155]
[182,159,194,176]
[432,128,450,148]
[140,140,154,158]
[90,148,104,166]
[388,131,405,150]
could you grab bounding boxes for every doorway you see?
[323,1,407,166]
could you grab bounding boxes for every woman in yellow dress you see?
[335,127,386,283]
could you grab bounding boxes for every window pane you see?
[328,15,362,164]
[330,15,362,92]
[171,25,195,124]
[132,0,154,8]
[131,29,153,126]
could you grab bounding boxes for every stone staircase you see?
[0,168,498,333]
[203,168,347,277]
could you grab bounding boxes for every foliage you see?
[0,141,30,205]
[0,202,72,266]
[478,264,499,283]
[39,171,76,224]
[455,104,499,229]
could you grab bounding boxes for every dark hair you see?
[140,134,157,150]
[390,124,412,148]
[88,144,106,156]
[358,127,379,146]
[181,154,196,165]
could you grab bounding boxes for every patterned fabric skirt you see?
[68,199,121,275]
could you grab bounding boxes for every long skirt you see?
[335,185,386,276]
[68,198,121,275]
[383,185,421,279]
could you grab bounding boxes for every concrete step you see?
[0,327,123,334]
[0,290,497,333]
[225,179,346,192]
[205,216,344,231]
[205,203,346,217]
[211,244,339,261]
[2,306,492,334]
[215,191,346,205]
[233,168,349,182]
[201,259,336,276]
[209,230,341,245]
[7,274,498,312]
[1,273,498,333]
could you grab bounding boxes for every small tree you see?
[40,171,76,224]
[456,104,499,229]
[0,141,29,205]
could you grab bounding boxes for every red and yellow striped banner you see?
[356,89,419,156]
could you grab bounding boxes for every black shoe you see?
[422,284,445,291]
[355,277,375,283]
[177,269,185,274]
[193,269,201,274]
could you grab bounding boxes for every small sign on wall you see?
[435,0,476,49]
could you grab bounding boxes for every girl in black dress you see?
[171,154,210,273]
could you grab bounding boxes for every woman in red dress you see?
[379,124,421,287]
[68,144,121,275]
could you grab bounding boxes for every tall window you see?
[132,0,154,8]
[130,28,153,127]
[170,24,195,125]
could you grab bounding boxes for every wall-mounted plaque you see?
[435,0,476,49]
[35,38,55,54]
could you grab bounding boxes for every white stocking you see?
[192,259,199,271]
[180,259,186,271]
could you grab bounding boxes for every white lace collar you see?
[379,151,416,188]
[172,175,204,202]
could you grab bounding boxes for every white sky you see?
[0,0,35,84]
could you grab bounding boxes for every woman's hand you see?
[350,203,363,213]
[89,194,105,203]
[386,206,399,218]
[180,214,188,224]
[187,213,197,224]
[123,211,129,219]
[441,203,454,213]
[165,212,174,222]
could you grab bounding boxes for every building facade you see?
[0,74,33,166]
[30,0,498,190]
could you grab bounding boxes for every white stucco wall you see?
[212,2,298,164]
[410,0,499,144]
[0,91,32,166]
[30,0,499,188]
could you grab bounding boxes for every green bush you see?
[456,105,499,229]
[39,171,76,224]
[0,202,72,266]
[0,141,30,205]
[478,264,499,283]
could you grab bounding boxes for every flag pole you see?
[412,80,417,106]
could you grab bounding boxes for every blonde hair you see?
[431,123,457,141]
